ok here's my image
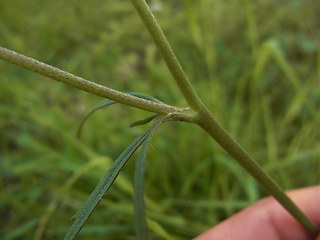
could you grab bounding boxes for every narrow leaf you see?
[134,133,153,240]
[65,128,153,240]
[77,99,115,138]
[77,92,162,138]
[130,114,159,128]
[133,117,166,240]
[126,92,162,103]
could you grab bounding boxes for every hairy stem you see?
[131,1,319,236]
[131,0,204,112]
[197,109,319,236]
[0,46,183,116]
[0,1,318,237]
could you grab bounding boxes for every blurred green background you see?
[0,0,319,239]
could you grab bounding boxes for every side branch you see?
[131,0,204,112]
[197,109,319,236]
[0,46,181,116]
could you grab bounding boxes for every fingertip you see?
[194,185,320,240]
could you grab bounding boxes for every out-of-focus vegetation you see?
[0,0,319,239]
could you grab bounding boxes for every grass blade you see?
[65,128,154,240]
[77,92,162,138]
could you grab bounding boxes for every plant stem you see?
[131,1,319,236]
[0,46,183,116]
[197,108,319,236]
[131,0,204,112]
[0,2,318,237]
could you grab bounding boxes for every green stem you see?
[0,2,318,237]
[0,46,182,116]
[197,108,319,236]
[131,1,319,236]
[131,0,204,112]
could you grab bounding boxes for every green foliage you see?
[134,128,157,240]
[66,125,156,239]
[77,92,161,138]
[130,114,159,128]
[0,0,319,239]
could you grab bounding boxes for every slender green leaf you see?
[126,92,162,103]
[65,128,154,240]
[130,113,159,128]
[77,99,115,138]
[77,92,162,138]
[133,117,166,240]
[134,131,153,240]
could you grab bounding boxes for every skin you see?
[194,186,320,240]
